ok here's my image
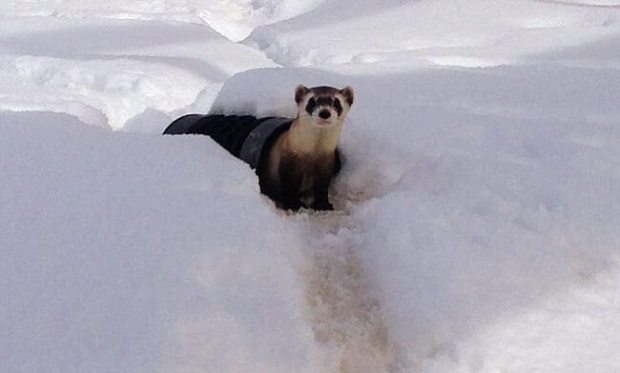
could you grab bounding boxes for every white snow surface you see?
[2,1,620,372]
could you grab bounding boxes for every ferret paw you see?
[311,201,334,211]
[277,199,305,211]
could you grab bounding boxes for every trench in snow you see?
[286,193,400,373]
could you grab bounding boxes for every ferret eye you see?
[305,97,317,114]
[333,98,343,116]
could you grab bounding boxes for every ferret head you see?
[294,85,354,127]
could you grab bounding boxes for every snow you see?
[1,1,619,372]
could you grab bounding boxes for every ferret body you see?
[261,85,354,210]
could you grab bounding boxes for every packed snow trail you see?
[288,199,399,373]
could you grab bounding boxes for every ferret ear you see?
[340,86,354,106]
[295,85,310,104]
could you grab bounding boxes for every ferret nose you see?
[318,109,331,119]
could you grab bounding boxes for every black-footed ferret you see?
[163,84,354,211]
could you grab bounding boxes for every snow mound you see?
[246,0,620,67]
[0,111,322,373]
[0,17,276,130]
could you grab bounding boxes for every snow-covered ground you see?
[2,1,619,372]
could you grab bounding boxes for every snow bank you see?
[246,0,620,67]
[0,16,276,130]
[0,0,325,42]
[213,62,620,369]
[0,111,322,373]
